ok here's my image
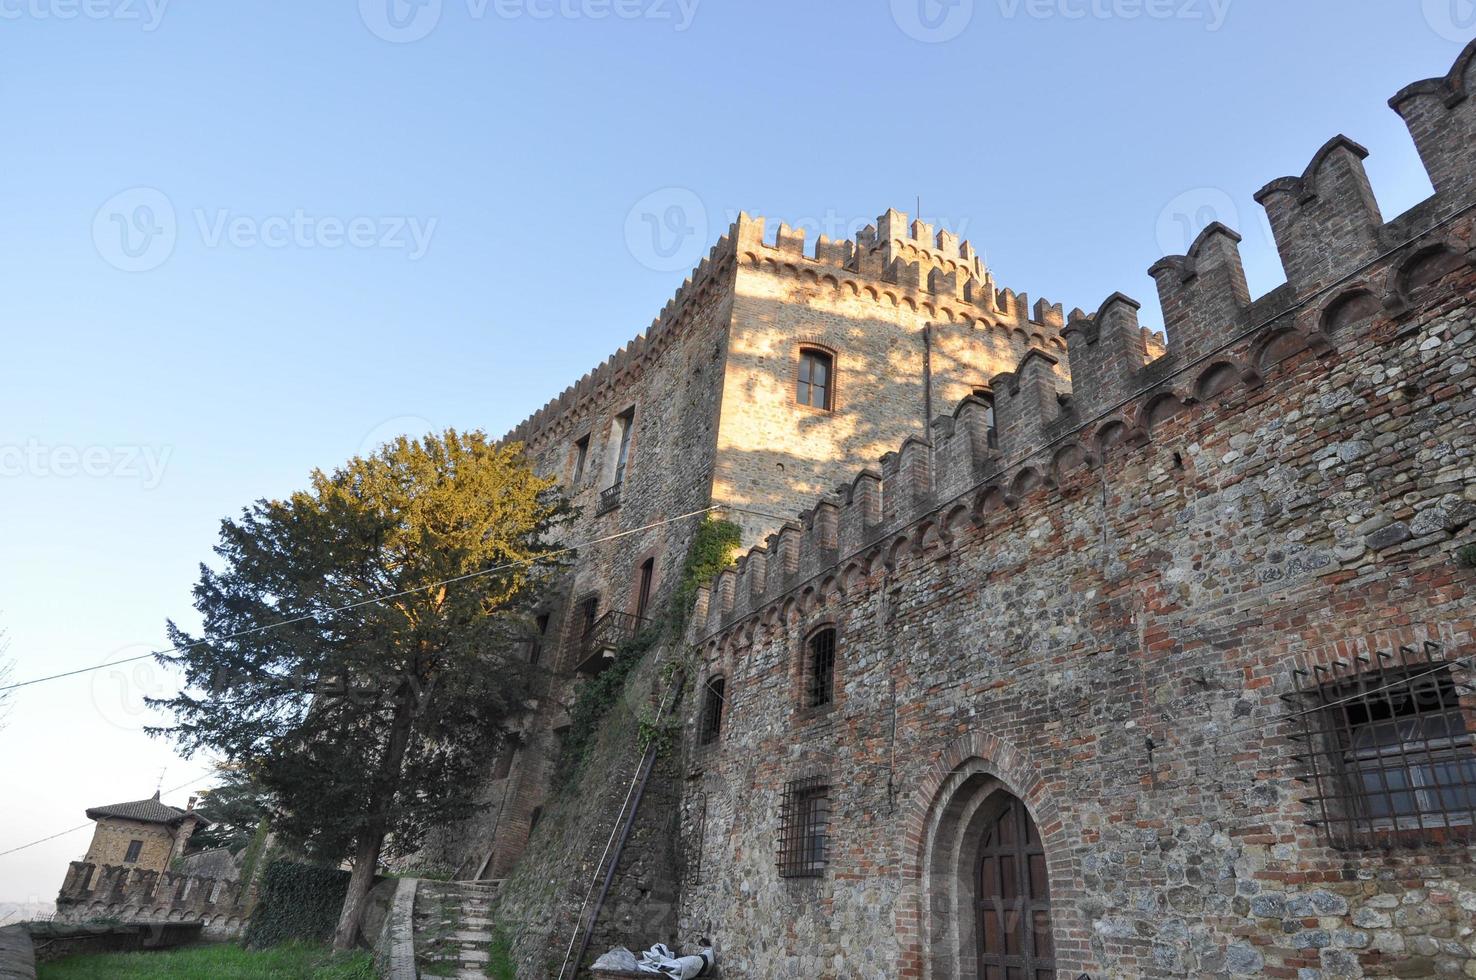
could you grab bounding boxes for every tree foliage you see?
[150,430,568,945]
[186,766,274,855]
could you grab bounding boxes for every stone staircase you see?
[412,880,504,979]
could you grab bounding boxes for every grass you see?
[37,941,375,979]
[486,930,516,980]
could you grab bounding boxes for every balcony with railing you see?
[573,610,652,676]
[595,482,622,516]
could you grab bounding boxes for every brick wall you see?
[679,40,1476,980]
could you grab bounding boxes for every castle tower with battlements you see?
[440,39,1476,980]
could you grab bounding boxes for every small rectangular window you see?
[701,677,726,745]
[778,777,830,878]
[124,839,143,863]
[578,596,599,646]
[571,436,590,485]
[807,628,836,708]
[529,613,549,665]
[635,558,655,622]
[797,349,834,410]
[611,409,634,487]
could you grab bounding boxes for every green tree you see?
[151,431,567,949]
[186,765,274,855]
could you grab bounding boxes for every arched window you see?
[700,676,726,744]
[806,628,836,707]
[797,348,834,410]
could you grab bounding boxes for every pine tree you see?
[150,430,568,948]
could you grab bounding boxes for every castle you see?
[438,39,1476,980]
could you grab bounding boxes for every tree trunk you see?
[332,820,386,950]
[332,687,417,951]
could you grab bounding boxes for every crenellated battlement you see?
[734,207,1067,337]
[55,861,248,939]
[502,228,739,449]
[693,38,1476,642]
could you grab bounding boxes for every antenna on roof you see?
[155,767,166,796]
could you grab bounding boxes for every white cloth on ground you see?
[635,943,715,979]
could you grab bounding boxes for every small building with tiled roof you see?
[78,790,205,875]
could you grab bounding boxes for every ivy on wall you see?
[243,860,358,949]
[556,515,741,785]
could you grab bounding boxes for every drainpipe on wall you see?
[921,324,934,432]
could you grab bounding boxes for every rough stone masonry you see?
[431,39,1476,980]
[678,40,1476,979]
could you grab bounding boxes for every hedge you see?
[244,860,355,949]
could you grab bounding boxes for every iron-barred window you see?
[124,839,143,863]
[1291,642,1476,848]
[807,628,836,708]
[700,676,725,745]
[778,777,829,878]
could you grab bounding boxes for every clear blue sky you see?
[0,0,1467,905]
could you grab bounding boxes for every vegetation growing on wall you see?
[558,515,740,784]
[669,516,742,628]
[556,627,660,788]
[243,860,358,949]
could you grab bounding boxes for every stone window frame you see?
[777,773,831,879]
[793,341,838,414]
[564,591,601,669]
[123,839,143,863]
[698,673,727,746]
[569,431,592,489]
[793,619,840,720]
[627,546,663,622]
[1291,640,1476,850]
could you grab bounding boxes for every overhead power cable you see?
[0,503,786,694]
[0,768,216,860]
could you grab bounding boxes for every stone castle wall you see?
[54,861,247,940]
[679,40,1476,980]
[715,210,1076,545]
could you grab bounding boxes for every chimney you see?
[187,796,198,811]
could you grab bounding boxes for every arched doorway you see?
[975,794,1054,979]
